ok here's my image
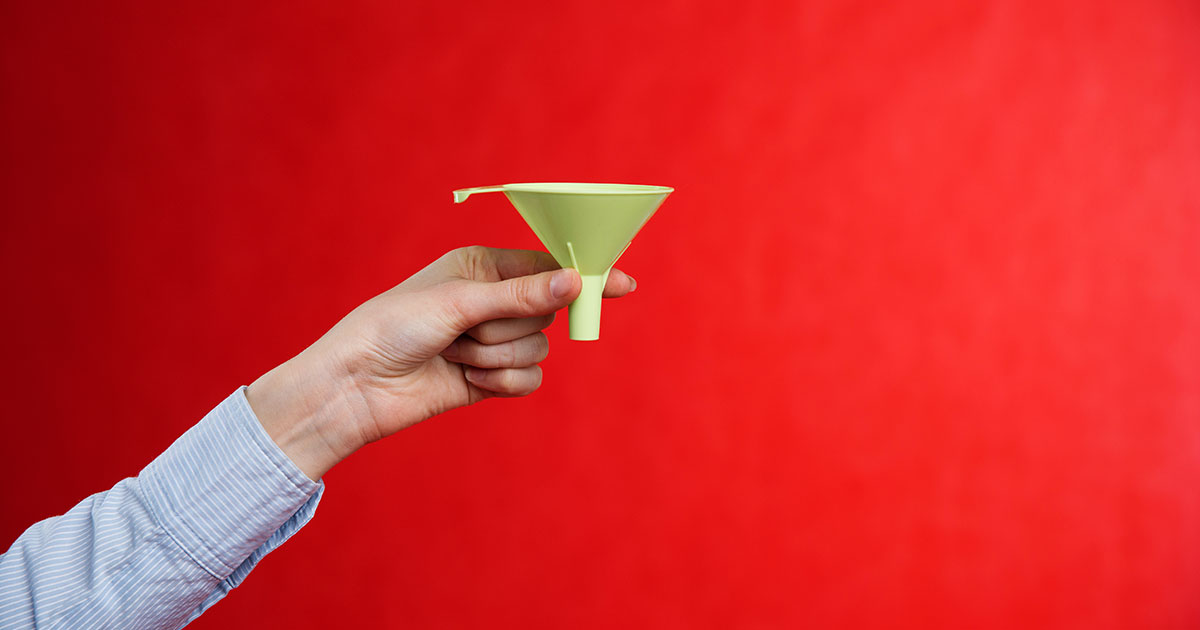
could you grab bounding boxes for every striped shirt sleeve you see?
[0,386,324,629]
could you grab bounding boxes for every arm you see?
[0,387,321,629]
[0,247,635,628]
[245,246,635,480]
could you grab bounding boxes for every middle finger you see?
[465,313,555,344]
[443,331,549,369]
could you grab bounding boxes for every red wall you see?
[3,1,1200,627]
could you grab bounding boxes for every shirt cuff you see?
[138,386,324,581]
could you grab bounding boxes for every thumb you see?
[447,268,581,330]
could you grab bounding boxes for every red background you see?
[3,1,1200,628]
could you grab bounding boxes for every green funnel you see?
[453,182,672,341]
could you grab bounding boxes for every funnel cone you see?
[453,183,672,340]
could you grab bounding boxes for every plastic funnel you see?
[453,182,672,341]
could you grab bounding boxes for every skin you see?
[244,246,636,480]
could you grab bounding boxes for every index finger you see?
[483,248,561,280]
[476,247,637,296]
[603,268,637,298]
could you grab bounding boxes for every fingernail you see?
[462,366,476,382]
[628,276,638,293]
[550,269,572,299]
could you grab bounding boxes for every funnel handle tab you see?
[452,186,505,203]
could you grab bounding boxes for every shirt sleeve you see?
[0,386,324,630]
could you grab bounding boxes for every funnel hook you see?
[452,186,504,203]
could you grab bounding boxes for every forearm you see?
[246,350,369,481]
[0,478,217,628]
[0,388,323,629]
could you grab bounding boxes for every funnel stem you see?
[568,273,609,341]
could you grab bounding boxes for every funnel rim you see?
[502,182,673,195]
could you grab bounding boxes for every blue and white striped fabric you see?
[0,387,324,629]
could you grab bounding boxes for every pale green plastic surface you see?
[452,183,673,341]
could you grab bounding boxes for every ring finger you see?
[463,365,543,397]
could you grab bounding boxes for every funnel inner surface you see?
[503,183,673,195]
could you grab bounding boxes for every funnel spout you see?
[569,272,610,341]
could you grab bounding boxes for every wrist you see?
[246,354,366,481]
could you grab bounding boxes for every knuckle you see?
[460,245,488,260]
[450,246,493,279]
[499,341,518,367]
[456,338,482,363]
[496,368,519,391]
[507,278,541,311]
[469,323,500,345]
[441,247,471,269]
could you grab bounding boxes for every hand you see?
[245,246,636,480]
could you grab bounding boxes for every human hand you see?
[245,246,636,480]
